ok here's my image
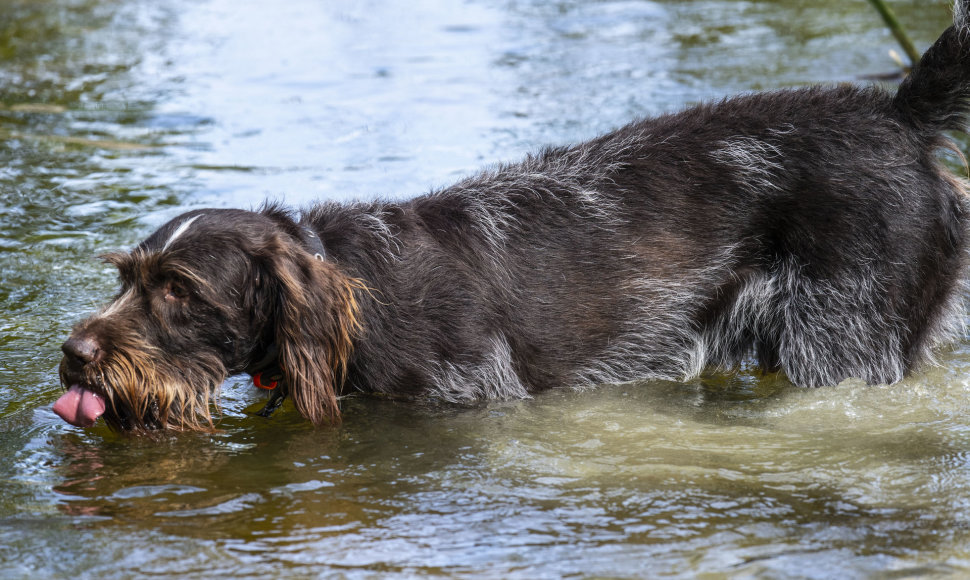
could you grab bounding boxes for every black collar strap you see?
[254,383,287,418]
[245,342,278,377]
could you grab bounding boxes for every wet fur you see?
[60,2,970,430]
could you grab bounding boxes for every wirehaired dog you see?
[56,2,970,431]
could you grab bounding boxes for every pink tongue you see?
[53,385,106,428]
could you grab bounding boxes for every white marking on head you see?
[101,287,136,318]
[163,214,203,251]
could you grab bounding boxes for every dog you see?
[55,1,970,431]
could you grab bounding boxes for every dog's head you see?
[56,207,361,432]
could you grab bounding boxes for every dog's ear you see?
[264,244,361,425]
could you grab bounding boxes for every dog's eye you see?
[164,280,189,303]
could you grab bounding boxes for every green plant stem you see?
[866,0,922,66]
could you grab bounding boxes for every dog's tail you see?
[894,0,970,135]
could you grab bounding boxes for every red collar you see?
[252,366,283,390]
[246,344,288,417]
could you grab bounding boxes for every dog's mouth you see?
[55,345,228,432]
[53,384,106,428]
[53,379,170,431]
[56,355,109,428]
[56,357,106,427]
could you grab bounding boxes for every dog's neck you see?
[243,224,329,419]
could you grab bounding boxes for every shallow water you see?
[1,0,968,577]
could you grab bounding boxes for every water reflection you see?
[2,0,969,577]
[25,377,970,575]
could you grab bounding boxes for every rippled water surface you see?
[2,0,968,577]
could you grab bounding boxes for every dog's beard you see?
[60,342,227,432]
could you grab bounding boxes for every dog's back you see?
[334,1,970,400]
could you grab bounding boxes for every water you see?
[1,0,967,577]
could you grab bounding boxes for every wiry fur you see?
[59,1,970,431]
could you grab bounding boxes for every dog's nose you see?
[62,335,101,366]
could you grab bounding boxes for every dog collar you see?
[246,343,288,417]
[300,226,326,261]
[248,366,288,418]
[252,365,283,390]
